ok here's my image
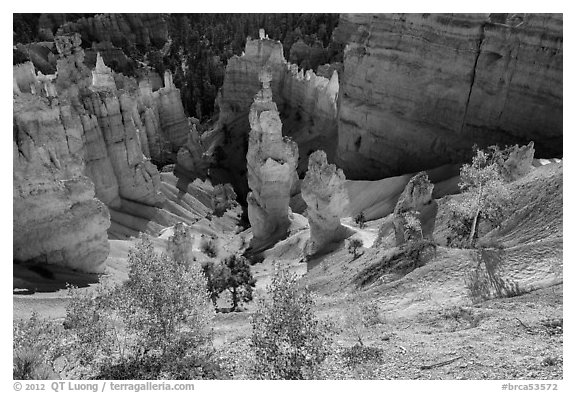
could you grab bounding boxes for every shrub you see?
[250,266,331,379]
[120,237,215,374]
[441,306,482,329]
[64,236,219,379]
[215,254,256,311]
[13,348,57,380]
[347,238,363,259]
[13,314,61,379]
[465,248,528,303]
[341,344,384,367]
[354,212,366,229]
[200,237,218,258]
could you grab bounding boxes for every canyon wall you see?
[335,13,562,179]
[13,90,110,273]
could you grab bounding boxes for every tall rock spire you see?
[246,66,299,251]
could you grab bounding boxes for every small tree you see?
[217,255,256,311]
[354,211,366,229]
[449,146,511,247]
[201,261,227,307]
[347,238,364,259]
[63,236,218,379]
[250,266,331,379]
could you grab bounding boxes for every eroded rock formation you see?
[13,30,204,270]
[246,67,299,250]
[175,124,211,180]
[13,93,110,273]
[301,150,349,255]
[91,52,116,89]
[335,13,562,179]
[212,33,339,200]
[503,141,535,182]
[393,172,438,246]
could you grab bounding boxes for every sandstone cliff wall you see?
[13,93,110,273]
[335,13,562,179]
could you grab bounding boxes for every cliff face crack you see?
[460,22,486,134]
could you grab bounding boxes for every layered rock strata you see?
[246,68,299,250]
[211,33,338,200]
[13,92,110,273]
[13,31,205,270]
[301,150,349,255]
[393,172,438,246]
[335,13,562,179]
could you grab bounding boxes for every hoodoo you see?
[246,67,299,251]
[301,150,350,255]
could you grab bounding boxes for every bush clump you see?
[250,266,332,379]
[64,236,219,379]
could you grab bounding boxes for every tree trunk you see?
[231,287,237,311]
[469,184,483,247]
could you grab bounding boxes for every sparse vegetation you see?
[341,344,384,367]
[43,237,220,379]
[441,306,482,329]
[347,238,364,259]
[354,211,366,229]
[465,248,529,303]
[250,266,332,379]
[448,146,511,247]
[13,314,62,379]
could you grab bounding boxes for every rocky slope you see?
[13,88,110,273]
[334,13,562,179]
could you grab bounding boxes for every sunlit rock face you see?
[246,68,299,250]
[91,52,116,90]
[301,150,349,255]
[213,33,338,200]
[393,172,438,246]
[13,93,110,273]
[12,29,203,271]
[334,13,562,180]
